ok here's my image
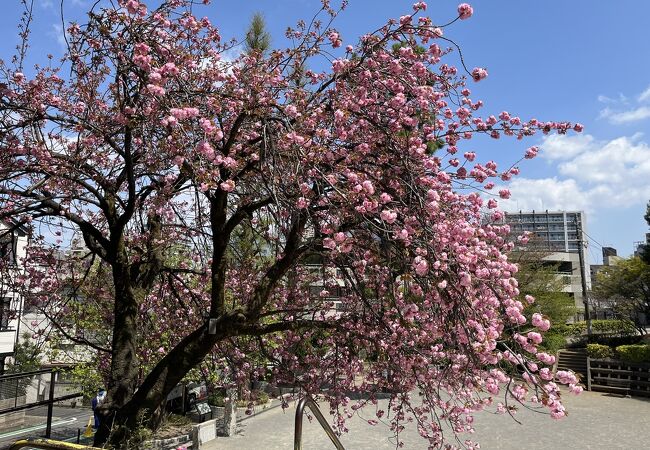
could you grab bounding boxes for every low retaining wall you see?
[192,418,218,448]
[144,418,219,449]
[143,433,193,450]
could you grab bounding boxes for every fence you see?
[587,358,650,397]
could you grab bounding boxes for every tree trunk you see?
[93,312,243,447]
[93,263,142,446]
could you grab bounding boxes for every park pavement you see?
[203,390,650,449]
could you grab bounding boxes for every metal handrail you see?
[294,396,345,450]
[8,439,100,450]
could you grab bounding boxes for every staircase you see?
[556,348,588,381]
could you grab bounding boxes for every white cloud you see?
[499,178,591,213]
[558,134,650,187]
[638,85,650,103]
[540,133,594,160]
[598,85,650,124]
[50,24,68,49]
[500,133,650,213]
[597,93,628,104]
[600,106,650,124]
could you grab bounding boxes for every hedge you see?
[615,344,650,364]
[561,319,637,337]
[586,343,614,359]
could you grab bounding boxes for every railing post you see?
[586,356,592,391]
[294,396,345,450]
[45,370,56,438]
[14,377,18,408]
[294,398,306,450]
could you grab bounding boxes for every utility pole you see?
[575,217,592,339]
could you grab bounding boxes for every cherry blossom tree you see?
[0,0,584,447]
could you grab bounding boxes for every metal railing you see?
[294,396,345,450]
[8,438,99,450]
[0,368,82,438]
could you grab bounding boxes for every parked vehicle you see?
[165,381,208,414]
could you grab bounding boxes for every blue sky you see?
[2,0,650,262]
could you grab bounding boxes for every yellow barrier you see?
[8,438,101,450]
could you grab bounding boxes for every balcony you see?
[0,329,15,355]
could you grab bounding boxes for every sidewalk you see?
[202,390,650,449]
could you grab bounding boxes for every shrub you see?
[257,391,270,404]
[591,335,643,347]
[564,319,637,337]
[540,332,567,353]
[236,390,270,407]
[615,345,650,364]
[587,343,614,359]
[208,390,269,407]
[207,393,225,407]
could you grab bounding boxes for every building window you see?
[0,298,12,331]
[0,234,16,266]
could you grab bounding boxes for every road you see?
[0,406,93,448]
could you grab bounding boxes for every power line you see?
[582,229,604,250]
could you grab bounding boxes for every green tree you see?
[6,334,42,374]
[511,244,576,351]
[594,257,650,335]
[245,13,271,54]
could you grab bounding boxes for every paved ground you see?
[203,390,650,449]
[0,406,93,448]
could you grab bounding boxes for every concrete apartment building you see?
[504,210,590,318]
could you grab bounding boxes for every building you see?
[0,220,29,373]
[504,210,590,318]
[591,247,623,279]
[633,232,650,259]
[602,247,623,266]
[589,247,624,320]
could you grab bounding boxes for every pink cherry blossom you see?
[219,180,235,192]
[471,67,488,82]
[457,3,474,20]
[380,209,398,224]
[413,256,429,276]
